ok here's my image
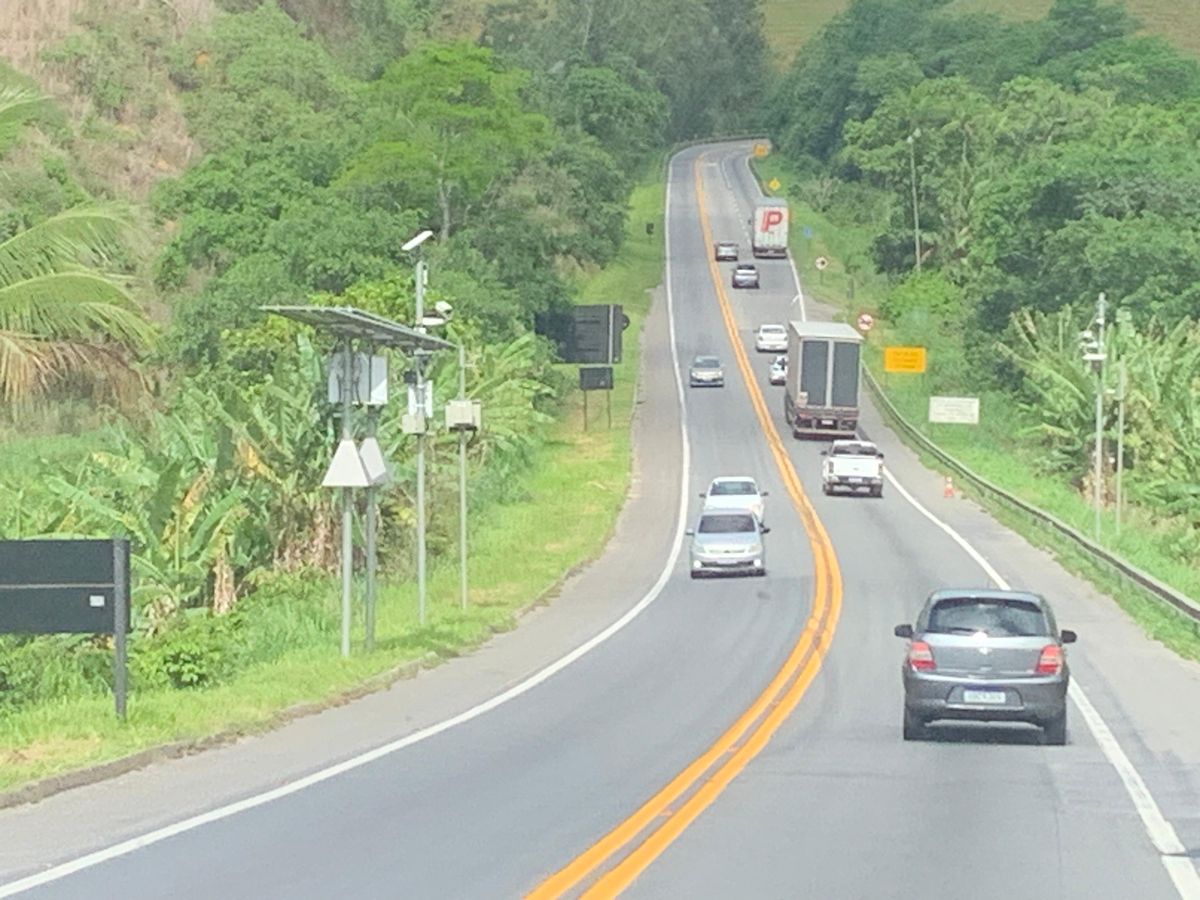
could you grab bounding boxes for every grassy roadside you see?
[0,178,666,792]
[750,155,1200,661]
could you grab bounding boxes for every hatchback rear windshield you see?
[698,513,756,533]
[926,597,1049,637]
[711,481,755,496]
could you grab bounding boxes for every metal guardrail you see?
[862,368,1200,623]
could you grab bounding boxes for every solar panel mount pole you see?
[340,335,354,657]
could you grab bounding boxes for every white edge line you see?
[0,155,698,899]
[881,468,1200,899]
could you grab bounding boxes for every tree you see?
[341,42,552,239]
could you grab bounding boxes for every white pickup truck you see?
[821,439,884,497]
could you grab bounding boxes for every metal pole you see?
[1093,292,1106,542]
[458,341,468,612]
[908,132,921,273]
[365,402,379,652]
[415,259,428,627]
[1116,359,1126,536]
[113,538,128,720]
[340,336,354,656]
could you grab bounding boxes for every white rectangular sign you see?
[929,396,980,425]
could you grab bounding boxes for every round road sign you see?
[815,256,829,271]
[857,312,875,333]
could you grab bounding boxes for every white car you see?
[699,476,768,522]
[821,439,885,497]
[754,324,788,353]
[769,354,787,385]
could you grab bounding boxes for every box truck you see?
[784,321,863,438]
[751,199,788,259]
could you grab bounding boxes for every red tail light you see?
[1035,644,1063,675]
[908,640,936,672]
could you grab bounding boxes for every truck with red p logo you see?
[751,199,789,259]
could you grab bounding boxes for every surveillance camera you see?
[434,300,453,317]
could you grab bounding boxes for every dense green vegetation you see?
[763,0,1200,598]
[0,0,756,755]
[762,0,1200,67]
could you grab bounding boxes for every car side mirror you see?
[760,525,771,534]
[894,624,914,639]
[820,450,828,456]
[685,528,695,536]
[879,454,885,461]
[698,492,707,499]
[1061,629,1077,644]
[761,490,770,497]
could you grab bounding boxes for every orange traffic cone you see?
[943,476,955,498]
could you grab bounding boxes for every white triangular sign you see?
[359,437,392,486]
[322,438,370,488]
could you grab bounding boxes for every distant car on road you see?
[731,263,760,289]
[894,589,1077,744]
[769,354,787,385]
[689,354,725,388]
[821,439,884,497]
[754,324,787,353]
[714,241,739,262]
[687,509,769,578]
[699,476,767,522]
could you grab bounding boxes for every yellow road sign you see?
[768,177,781,192]
[884,346,927,374]
[754,143,769,157]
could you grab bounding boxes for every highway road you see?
[1,143,1198,899]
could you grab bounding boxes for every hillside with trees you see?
[764,0,1200,592]
[0,0,764,718]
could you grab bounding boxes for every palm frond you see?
[0,271,152,345]
[0,204,135,287]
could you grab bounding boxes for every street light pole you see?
[907,129,922,273]
[458,341,468,612]
[414,257,429,627]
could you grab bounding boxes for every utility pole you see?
[1115,358,1127,536]
[907,129,922,273]
[1092,292,1107,542]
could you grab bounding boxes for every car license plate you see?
[962,689,1006,704]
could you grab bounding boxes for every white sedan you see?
[755,324,788,353]
[699,476,768,523]
[769,354,787,385]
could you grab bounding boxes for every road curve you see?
[1,144,1198,899]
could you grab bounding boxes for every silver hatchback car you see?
[894,589,1077,744]
[687,509,769,578]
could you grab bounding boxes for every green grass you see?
[761,0,1200,65]
[749,155,1200,662]
[0,177,667,792]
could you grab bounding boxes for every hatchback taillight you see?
[1035,644,1063,675]
[908,640,936,672]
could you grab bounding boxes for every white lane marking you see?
[882,469,1200,899]
[0,158,700,899]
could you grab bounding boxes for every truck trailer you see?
[784,321,863,438]
[751,199,789,259]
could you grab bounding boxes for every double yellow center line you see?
[527,153,844,898]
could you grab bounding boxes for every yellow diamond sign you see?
[754,143,769,157]
[768,178,781,192]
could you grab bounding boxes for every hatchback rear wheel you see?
[1042,709,1067,746]
[902,707,927,741]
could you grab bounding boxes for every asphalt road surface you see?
[2,144,1197,899]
